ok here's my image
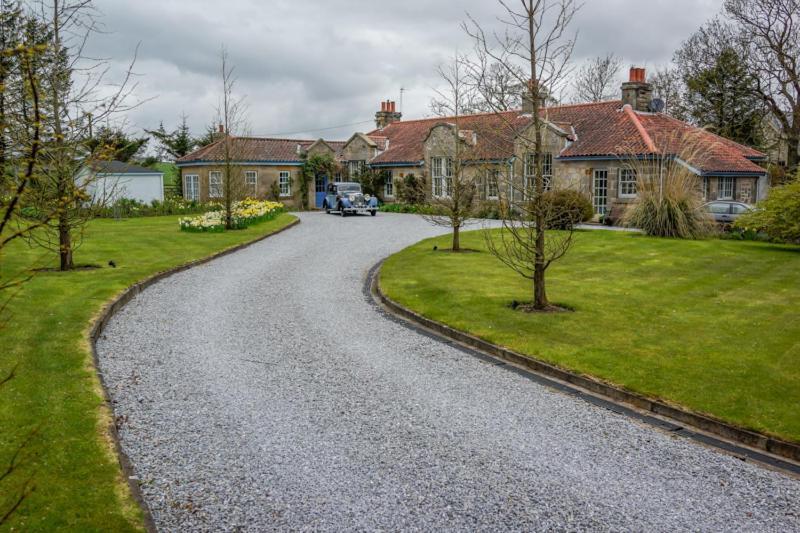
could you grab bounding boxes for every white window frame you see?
[432,156,452,198]
[279,171,291,197]
[348,160,365,177]
[384,170,394,198]
[618,168,638,198]
[209,171,222,198]
[486,170,500,200]
[245,170,258,196]
[523,152,552,194]
[718,177,734,200]
[184,174,199,201]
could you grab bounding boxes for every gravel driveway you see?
[97,212,800,532]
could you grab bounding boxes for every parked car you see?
[323,182,378,217]
[702,201,753,225]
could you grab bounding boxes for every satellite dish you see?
[649,98,665,113]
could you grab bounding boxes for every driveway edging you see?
[368,259,800,474]
[88,216,300,532]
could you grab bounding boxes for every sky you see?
[87,0,724,144]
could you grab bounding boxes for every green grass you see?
[381,229,800,443]
[0,213,297,531]
[153,162,178,187]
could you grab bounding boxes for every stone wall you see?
[179,164,306,208]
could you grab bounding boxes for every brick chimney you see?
[621,67,653,112]
[375,100,401,129]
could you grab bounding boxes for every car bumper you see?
[343,206,376,214]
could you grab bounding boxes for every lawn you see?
[0,212,297,531]
[380,228,800,443]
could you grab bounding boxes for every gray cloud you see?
[88,0,723,144]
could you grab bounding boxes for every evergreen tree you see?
[683,47,764,146]
[675,18,764,147]
[85,126,149,162]
[145,113,197,160]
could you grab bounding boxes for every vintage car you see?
[322,182,378,217]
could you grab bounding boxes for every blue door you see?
[315,174,328,208]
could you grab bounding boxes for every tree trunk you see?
[533,227,548,309]
[58,213,73,271]
[788,131,799,174]
[452,224,460,251]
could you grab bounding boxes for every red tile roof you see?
[368,100,766,175]
[177,102,766,176]
[176,137,346,164]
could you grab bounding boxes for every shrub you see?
[395,173,427,205]
[734,172,800,243]
[542,189,593,229]
[379,202,445,215]
[95,197,210,218]
[179,199,284,232]
[624,193,714,239]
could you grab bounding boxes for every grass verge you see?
[0,212,297,530]
[380,228,800,443]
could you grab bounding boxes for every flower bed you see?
[179,199,285,232]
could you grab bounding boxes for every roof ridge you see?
[623,105,657,152]
[544,99,621,110]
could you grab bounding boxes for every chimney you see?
[375,100,402,129]
[522,79,550,114]
[621,67,653,112]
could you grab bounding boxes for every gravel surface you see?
[97,212,800,532]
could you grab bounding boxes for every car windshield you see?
[337,184,361,193]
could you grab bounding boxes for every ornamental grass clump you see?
[179,199,284,232]
[621,132,715,239]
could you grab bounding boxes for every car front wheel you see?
[323,201,330,214]
[339,203,346,217]
[370,209,377,216]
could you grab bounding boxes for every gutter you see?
[175,160,305,167]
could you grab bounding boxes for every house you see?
[79,160,165,205]
[176,67,769,212]
[175,130,346,209]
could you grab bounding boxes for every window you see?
[245,171,257,196]
[184,174,199,201]
[384,170,394,197]
[334,172,343,183]
[708,202,731,214]
[718,177,734,200]
[524,153,552,194]
[731,203,750,214]
[209,171,222,198]
[618,168,637,198]
[279,171,291,197]
[432,157,452,198]
[486,170,499,200]
[702,177,709,200]
[592,169,608,214]
[348,160,365,177]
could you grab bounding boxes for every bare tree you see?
[571,53,622,102]
[648,66,688,121]
[431,58,525,116]
[465,0,580,310]
[424,57,480,251]
[725,0,800,171]
[217,46,249,228]
[24,0,142,271]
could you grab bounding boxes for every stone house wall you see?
[179,164,306,208]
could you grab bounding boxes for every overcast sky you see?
[88,0,723,143]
